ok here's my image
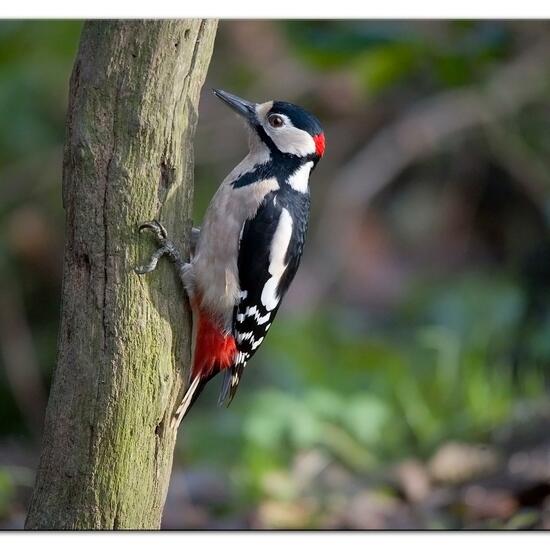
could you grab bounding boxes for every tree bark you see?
[25,19,217,530]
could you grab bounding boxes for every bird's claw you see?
[135,219,182,275]
[138,220,168,242]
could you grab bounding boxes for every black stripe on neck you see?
[231,125,317,189]
[231,155,314,189]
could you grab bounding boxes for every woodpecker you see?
[136,89,325,428]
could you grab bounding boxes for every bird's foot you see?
[135,220,184,274]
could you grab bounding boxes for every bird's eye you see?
[268,114,284,128]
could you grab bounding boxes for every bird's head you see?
[213,89,325,163]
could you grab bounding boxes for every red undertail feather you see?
[192,310,237,379]
[172,303,237,429]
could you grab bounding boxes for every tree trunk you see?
[25,19,217,530]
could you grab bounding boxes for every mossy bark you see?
[25,19,217,530]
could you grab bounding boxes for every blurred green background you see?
[2,20,550,529]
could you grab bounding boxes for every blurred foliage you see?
[0,21,81,166]
[0,21,80,437]
[0,469,15,518]
[284,21,511,92]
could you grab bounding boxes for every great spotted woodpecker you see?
[136,89,325,427]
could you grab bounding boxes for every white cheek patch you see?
[261,208,293,311]
[287,161,313,193]
[266,125,316,157]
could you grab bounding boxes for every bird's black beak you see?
[213,89,257,124]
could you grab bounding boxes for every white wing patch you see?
[235,351,249,365]
[287,161,313,193]
[260,279,281,311]
[237,331,254,343]
[238,305,271,325]
[261,208,293,311]
[256,312,271,325]
[251,337,264,351]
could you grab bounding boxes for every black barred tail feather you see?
[218,358,248,407]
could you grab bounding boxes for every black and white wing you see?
[219,190,310,405]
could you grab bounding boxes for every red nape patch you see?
[192,311,236,379]
[313,133,326,157]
